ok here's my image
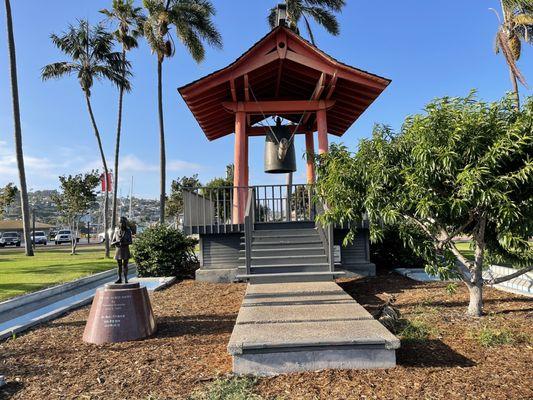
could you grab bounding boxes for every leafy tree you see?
[267,0,345,45]
[52,172,100,254]
[315,93,533,317]
[4,0,33,256]
[42,20,131,257]
[492,0,533,108]
[0,183,18,217]
[203,164,234,222]
[100,0,145,234]
[166,174,201,219]
[142,0,222,224]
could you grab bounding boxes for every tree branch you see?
[448,241,474,282]
[485,265,533,285]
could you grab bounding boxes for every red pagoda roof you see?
[178,26,390,141]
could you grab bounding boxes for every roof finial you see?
[276,3,287,27]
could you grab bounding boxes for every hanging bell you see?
[264,119,296,174]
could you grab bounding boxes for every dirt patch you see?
[1,275,532,400]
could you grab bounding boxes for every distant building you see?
[0,220,54,236]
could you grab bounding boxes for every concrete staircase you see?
[236,223,343,283]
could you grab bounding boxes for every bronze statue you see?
[112,216,133,284]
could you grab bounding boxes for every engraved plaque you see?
[82,283,157,344]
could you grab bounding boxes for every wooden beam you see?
[305,131,316,184]
[302,72,326,125]
[244,74,251,126]
[222,99,335,114]
[325,72,338,99]
[317,109,328,154]
[230,79,237,101]
[246,125,307,136]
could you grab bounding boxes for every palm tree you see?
[100,0,145,234]
[42,20,131,257]
[268,0,345,46]
[4,0,33,256]
[493,0,533,109]
[143,0,222,224]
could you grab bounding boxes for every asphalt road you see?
[0,241,103,252]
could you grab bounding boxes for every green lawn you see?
[0,245,116,301]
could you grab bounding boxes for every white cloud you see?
[120,154,202,173]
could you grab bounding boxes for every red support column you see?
[305,130,315,184]
[233,111,246,224]
[244,133,249,188]
[317,109,328,155]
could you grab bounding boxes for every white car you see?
[54,229,79,245]
[97,228,115,243]
[31,231,47,245]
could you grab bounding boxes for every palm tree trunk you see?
[85,94,110,258]
[158,59,166,224]
[111,49,126,232]
[509,68,520,109]
[5,0,33,256]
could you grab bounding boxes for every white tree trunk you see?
[467,283,483,317]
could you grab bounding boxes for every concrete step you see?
[228,281,400,375]
[252,229,318,237]
[239,255,328,266]
[251,264,330,274]
[236,271,344,284]
[239,247,326,256]
[252,233,319,241]
[250,237,323,245]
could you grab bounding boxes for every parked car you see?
[0,232,21,247]
[31,231,47,245]
[97,228,115,243]
[54,229,79,245]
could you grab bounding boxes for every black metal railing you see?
[315,201,335,272]
[244,188,255,275]
[182,184,316,234]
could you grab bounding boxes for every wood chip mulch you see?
[1,275,532,400]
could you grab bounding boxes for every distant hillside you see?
[3,190,160,228]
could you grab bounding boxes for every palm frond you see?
[267,6,277,29]
[302,0,346,12]
[41,62,79,81]
[302,6,340,36]
[496,28,528,87]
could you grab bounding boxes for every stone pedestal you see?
[83,282,156,345]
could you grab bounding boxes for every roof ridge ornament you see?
[276,4,287,27]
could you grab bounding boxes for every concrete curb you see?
[0,272,174,342]
[0,268,119,315]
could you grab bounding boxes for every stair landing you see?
[228,281,400,376]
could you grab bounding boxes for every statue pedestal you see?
[83,282,156,345]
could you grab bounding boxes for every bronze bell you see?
[264,118,297,174]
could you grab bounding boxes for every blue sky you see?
[0,1,531,199]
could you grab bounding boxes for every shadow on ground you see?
[397,339,475,368]
[156,313,238,338]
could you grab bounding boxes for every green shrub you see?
[474,326,515,347]
[399,319,435,341]
[132,225,198,278]
[188,377,263,400]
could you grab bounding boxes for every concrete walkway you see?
[0,270,174,340]
[395,266,533,297]
[228,281,400,376]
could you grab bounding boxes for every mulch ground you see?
[1,275,532,400]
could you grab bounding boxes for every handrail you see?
[315,200,334,272]
[244,188,255,276]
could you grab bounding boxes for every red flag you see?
[100,173,113,192]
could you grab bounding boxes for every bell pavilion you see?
[178,23,390,284]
